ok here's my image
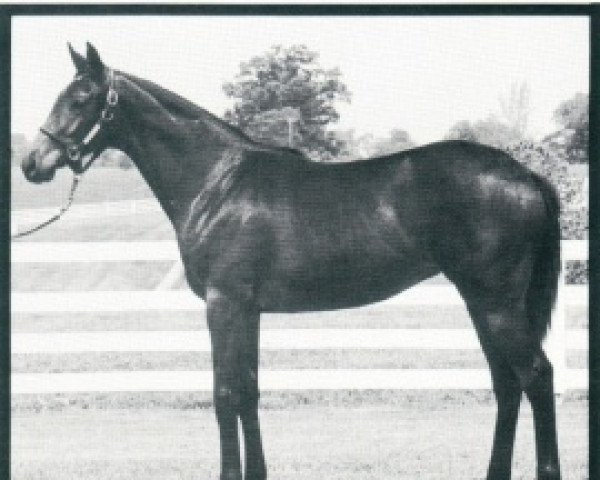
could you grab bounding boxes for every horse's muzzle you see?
[22,150,57,183]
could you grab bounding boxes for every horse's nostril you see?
[22,152,40,180]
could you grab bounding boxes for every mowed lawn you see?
[12,395,588,480]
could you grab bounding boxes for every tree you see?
[444,120,479,143]
[551,92,588,163]
[445,116,523,148]
[445,83,531,149]
[223,45,351,160]
[371,129,415,156]
[498,81,531,138]
[335,128,414,161]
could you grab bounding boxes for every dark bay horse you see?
[23,43,562,480]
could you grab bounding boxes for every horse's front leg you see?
[207,287,247,480]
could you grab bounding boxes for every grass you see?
[11,396,588,480]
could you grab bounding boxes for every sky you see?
[12,15,589,145]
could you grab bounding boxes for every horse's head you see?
[23,42,116,183]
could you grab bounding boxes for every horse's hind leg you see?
[524,349,561,480]
[468,300,561,480]
[475,332,522,480]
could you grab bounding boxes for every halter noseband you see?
[40,69,119,174]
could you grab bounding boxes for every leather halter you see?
[39,69,119,174]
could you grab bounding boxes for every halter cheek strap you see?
[39,69,119,174]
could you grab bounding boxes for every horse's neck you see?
[112,75,249,225]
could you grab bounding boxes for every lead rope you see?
[12,174,81,239]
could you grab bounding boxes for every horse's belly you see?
[258,254,439,313]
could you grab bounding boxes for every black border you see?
[0,3,594,16]
[1,5,596,480]
[0,11,8,480]
[589,6,599,480]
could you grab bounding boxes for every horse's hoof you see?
[244,469,267,480]
[220,471,242,480]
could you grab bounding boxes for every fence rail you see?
[10,239,589,262]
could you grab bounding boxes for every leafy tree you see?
[551,92,588,163]
[335,128,414,161]
[446,83,531,149]
[445,116,523,148]
[371,129,415,156]
[498,81,531,138]
[223,45,351,160]
[444,120,479,143]
[505,141,587,240]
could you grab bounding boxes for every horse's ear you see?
[85,42,105,83]
[68,43,87,74]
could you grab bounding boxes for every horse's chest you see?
[176,204,266,295]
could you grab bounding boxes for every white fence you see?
[11,239,588,395]
[11,199,160,236]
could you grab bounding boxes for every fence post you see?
[545,253,567,397]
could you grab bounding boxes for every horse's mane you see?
[119,71,256,145]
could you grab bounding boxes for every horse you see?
[22,43,562,480]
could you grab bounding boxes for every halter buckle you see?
[107,88,118,107]
[101,109,114,122]
[67,144,81,162]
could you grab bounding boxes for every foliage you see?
[498,81,531,139]
[566,260,588,285]
[446,82,531,149]
[551,92,588,163]
[335,128,415,161]
[504,141,588,240]
[445,116,524,149]
[223,45,351,160]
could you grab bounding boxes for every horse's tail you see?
[527,173,561,342]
